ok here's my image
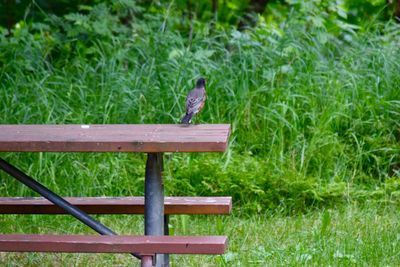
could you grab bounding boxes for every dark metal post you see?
[0,157,141,259]
[145,153,165,267]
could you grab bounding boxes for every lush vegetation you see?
[0,0,400,266]
[1,0,399,212]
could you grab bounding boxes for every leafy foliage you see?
[0,1,400,214]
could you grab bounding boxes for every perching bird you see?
[181,78,206,124]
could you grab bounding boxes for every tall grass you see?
[0,12,400,211]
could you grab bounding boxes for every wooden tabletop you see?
[0,124,230,152]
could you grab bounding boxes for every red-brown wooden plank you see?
[0,124,230,152]
[0,197,232,215]
[0,234,228,254]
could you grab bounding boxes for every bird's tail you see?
[181,113,193,124]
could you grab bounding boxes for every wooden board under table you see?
[0,196,232,215]
[0,234,228,254]
[0,124,230,152]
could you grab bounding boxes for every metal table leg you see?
[144,153,165,267]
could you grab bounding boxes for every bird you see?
[181,78,206,124]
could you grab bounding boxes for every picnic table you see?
[0,124,231,267]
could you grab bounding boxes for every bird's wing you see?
[186,89,205,114]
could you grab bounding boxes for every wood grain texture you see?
[0,234,228,254]
[0,124,230,152]
[0,196,232,215]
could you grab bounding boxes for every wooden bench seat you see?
[0,196,232,215]
[0,234,228,254]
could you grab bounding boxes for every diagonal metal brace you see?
[0,157,142,260]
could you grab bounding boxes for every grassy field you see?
[1,203,400,266]
[1,5,400,266]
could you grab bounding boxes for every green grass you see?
[1,203,399,266]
